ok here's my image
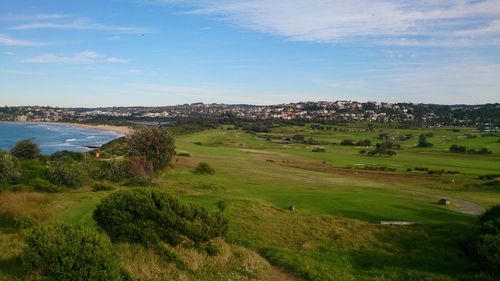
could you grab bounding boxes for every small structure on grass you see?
[288,205,295,211]
[438,198,451,205]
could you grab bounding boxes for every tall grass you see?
[0,192,51,222]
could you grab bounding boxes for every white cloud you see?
[0,35,45,47]
[12,18,151,33]
[127,83,224,97]
[23,51,127,64]
[366,59,500,104]
[150,0,500,46]
[2,13,70,21]
[1,70,46,75]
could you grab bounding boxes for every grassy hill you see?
[0,124,498,280]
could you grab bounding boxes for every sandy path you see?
[403,189,485,216]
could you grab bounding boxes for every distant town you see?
[1,101,498,128]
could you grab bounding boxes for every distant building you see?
[15,115,27,122]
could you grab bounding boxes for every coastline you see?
[57,122,131,135]
[1,121,131,135]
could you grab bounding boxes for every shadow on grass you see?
[348,223,482,277]
[0,256,29,281]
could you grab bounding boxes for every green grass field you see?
[1,125,499,280]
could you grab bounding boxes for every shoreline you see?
[57,122,131,135]
[0,121,131,135]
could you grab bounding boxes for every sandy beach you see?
[58,123,132,135]
[2,121,132,135]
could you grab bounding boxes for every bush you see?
[92,183,115,192]
[340,139,355,146]
[474,205,500,271]
[124,156,153,179]
[479,174,499,180]
[128,126,175,171]
[24,224,129,281]
[194,162,216,175]
[480,205,500,223]
[30,178,63,193]
[356,139,371,146]
[416,134,433,148]
[0,212,34,233]
[311,146,325,152]
[49,150,84,162]
[177,152,191,157]
[93,190,228,246]
[47,161,85,188]
[11,139,41,159]
[88,159,128,182]
[0,152,20,184]
[450,144,467,153]
[476,234,500,271]
[292,134,305,142]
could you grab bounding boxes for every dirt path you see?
[403,190,485,216]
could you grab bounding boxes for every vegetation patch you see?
[24,224,130,281]
[194,162,216,175]
[92,182,115,192]
[0,212,34,233]
[93,189,228,246]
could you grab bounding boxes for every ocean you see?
[0,122,123,154]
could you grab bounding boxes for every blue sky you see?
[1,0,499,106]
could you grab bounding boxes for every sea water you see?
[0,122,122,154]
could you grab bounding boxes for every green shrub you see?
[476,234,500,271]
[92,183,115,192]
[194,162,216,175]
[88,159,128,182]
[340,139,355,146]
[24,224,129,281]
[49,150,84,162]
[475,205,500,271]
[30,178,63,193]
[479,174,500,180]
[47,160,85,188]
[93,190,228,246]
[176,152,191,157]
[0,212,34,233]
[480,205,500,223]
[0,152,20,183]
[11,139,41,159]
[416,134,433,148]
[18,159,49,184]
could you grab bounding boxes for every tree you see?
[11,139,40,159]
[128,126,175,171]
[24,224,129,281]
[416,134,433,147]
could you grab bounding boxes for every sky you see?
[1,0,500,107]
